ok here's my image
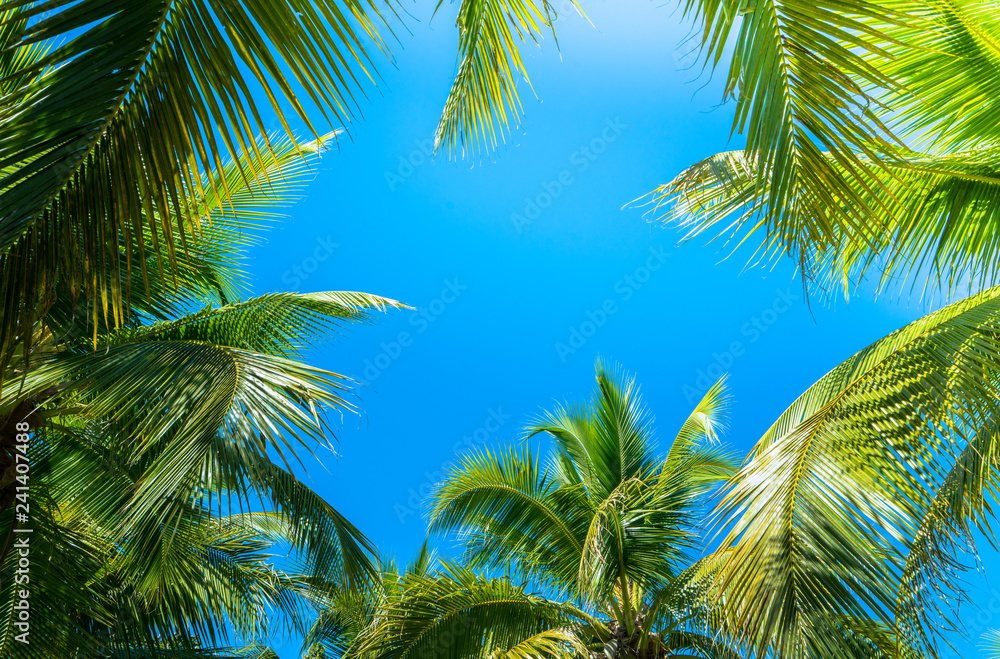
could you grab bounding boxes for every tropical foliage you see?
[0,0,396,374]
[694,285,1000,658]
[639,1,1000,296]
[575,3,1000,659]
[0,114,402,657]
[983,629,1000,658]
[433,0,578,157]
[0,1,415,654]
[11,0,1000,658]
[348,363,744,659]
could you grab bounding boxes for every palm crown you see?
[352,363,742,659]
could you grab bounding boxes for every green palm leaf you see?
[0,0,393,362]
[435,0,578,157]
[708,285,1000,657]
[641,146,1000,295]
[350,564,588,659]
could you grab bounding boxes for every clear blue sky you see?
[244,2,1000,655]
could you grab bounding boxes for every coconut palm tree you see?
[0,129,405,656]
[350,363,744,659]
[0,0,402,375]
[597,4,1000,659]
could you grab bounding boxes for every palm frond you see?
[640,147,1000,295]
[675,0,907,275]
[708,285,1000,657]
[350,564,586,659]
[0,0,394,363]
[435,0,573,157]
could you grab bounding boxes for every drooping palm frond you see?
[642,2,1000,295]
[670,0,908,271]
[349,564,591,659]
[876,2,1000,154]
[0,124,338,382]
[487,628,587,659]
[0,0,396,366]
[0,423,320,658]
[428,445,587,595]
[434,0,579,157]
[640,145,1000,296]
[983,629,1000,658]
[0,290,402,617]
[890,415,1000,658]
[32,132,343,343]
[707,285,1000,658]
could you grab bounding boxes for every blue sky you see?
[243,1,1000,655]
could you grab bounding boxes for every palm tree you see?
[0,131,405,656]
[595,4,1000,659]
[351,363,743,659]
[300,543,435,658]
[0,0,400,373]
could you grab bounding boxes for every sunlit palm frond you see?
[429,445,586,592]
[529,362,659,500]
[646,3,1000,295]
[641,147,1000,296]
[877,2,1000,153]
[675,0,908,273]
[2,291,400,589]
[435,0,576,157]
[350,564,588,659]
[709,285,1000,658]
[0,0,394,362]
[428,361,739,654]
[670,376,729,458]
[487,628,586,659]
[983,629,1000,658]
